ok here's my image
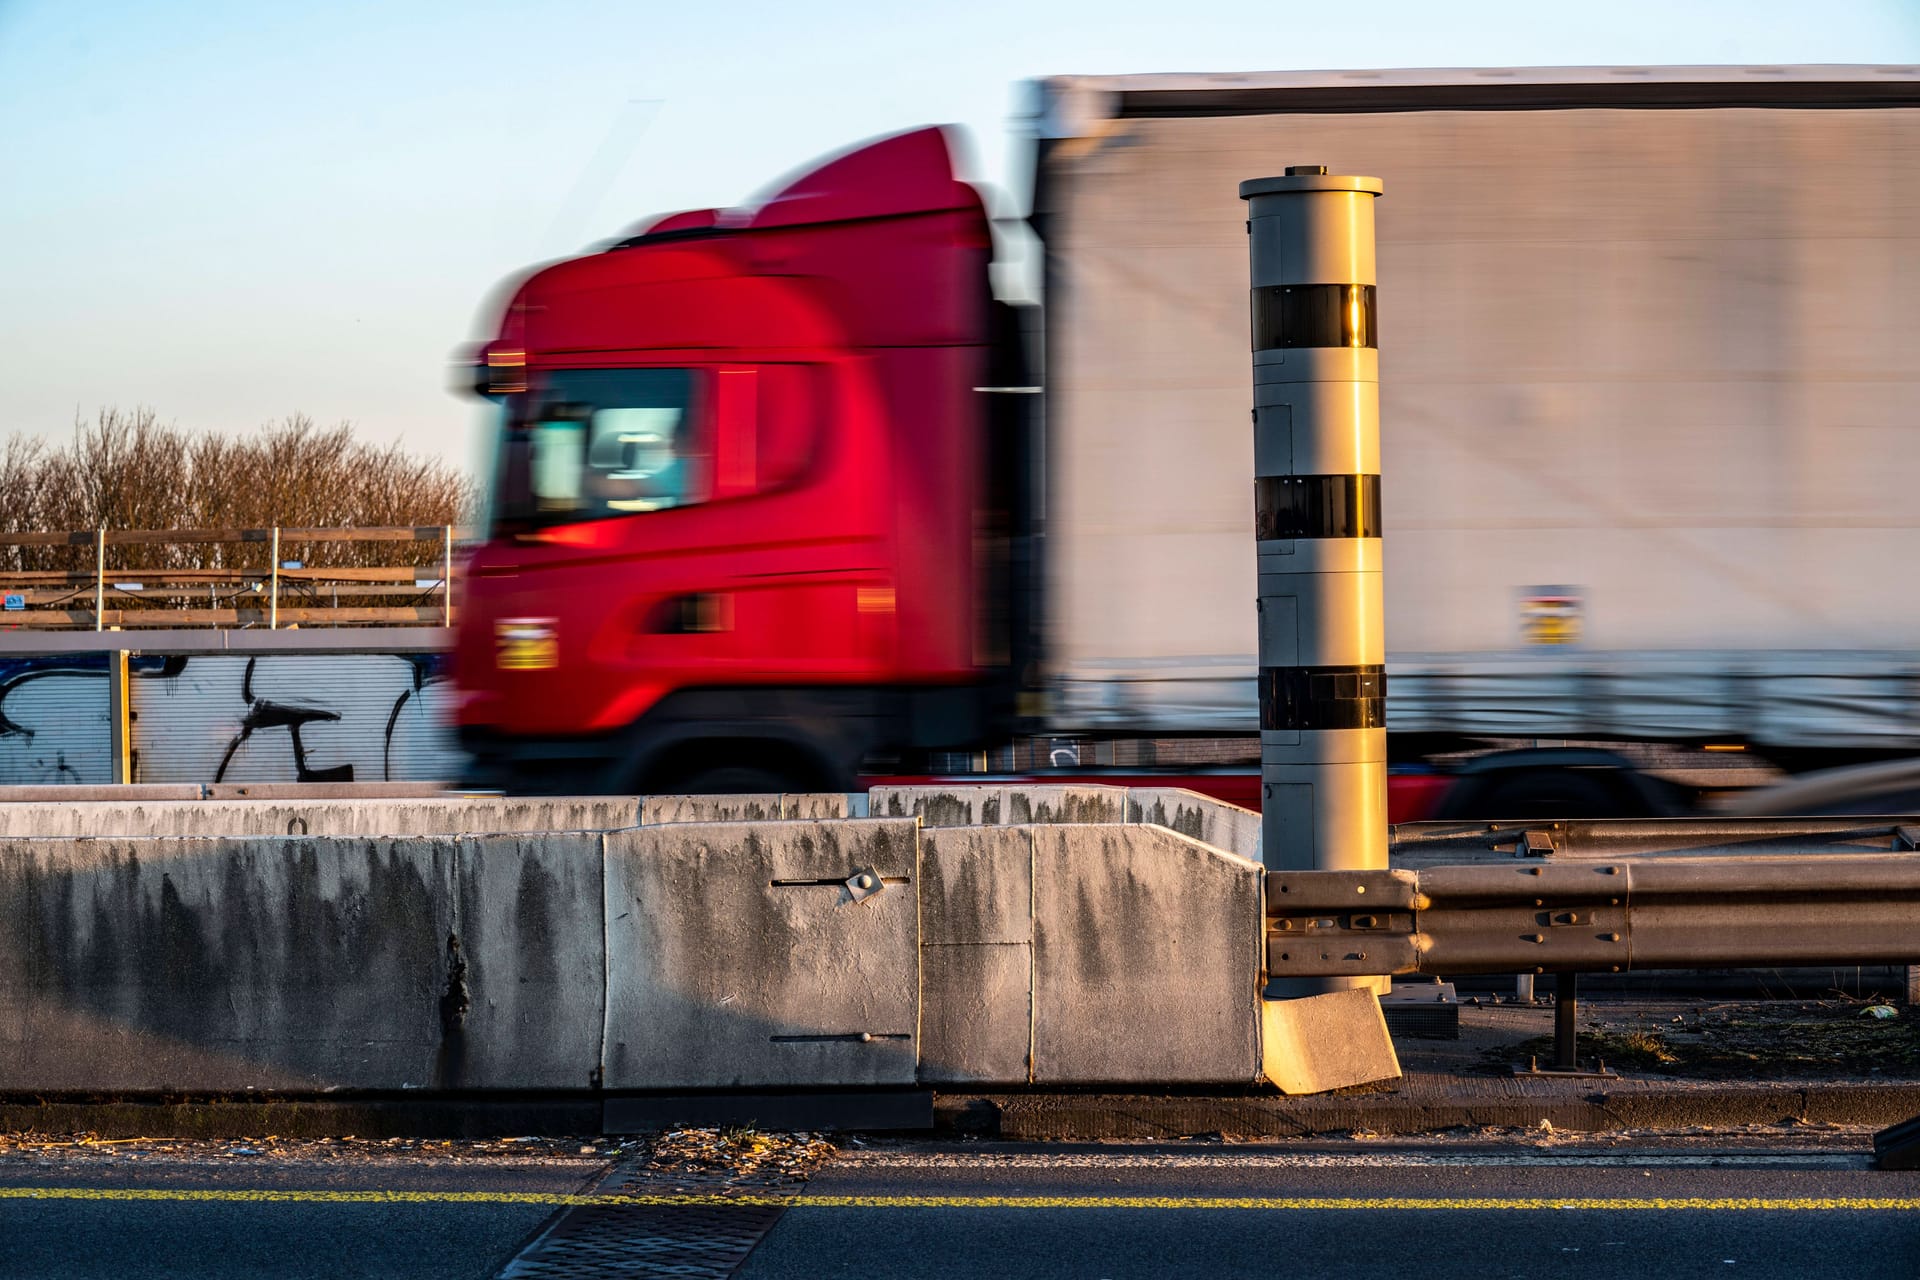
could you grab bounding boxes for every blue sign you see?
[2,594,22,612]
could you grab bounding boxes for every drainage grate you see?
[497,1157,811,1279]
[497,1200,787,1279]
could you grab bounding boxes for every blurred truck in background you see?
[455,65,1920,818]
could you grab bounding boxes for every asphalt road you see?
[3,1137,1918,1279]
[739,1143,1920,1280]
[0,1141,607,1280]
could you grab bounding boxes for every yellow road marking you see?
[781,1196,1920,1212]
[0,1189,598,1206]
[0,1188,1916,1211]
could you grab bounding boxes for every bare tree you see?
[0,409,477,609]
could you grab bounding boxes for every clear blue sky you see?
[2,0,1916,473]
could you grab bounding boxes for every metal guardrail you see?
[0,527,470,630]
[1389,817,1920,866]
[1268,850,1920,979]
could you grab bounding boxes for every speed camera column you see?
[1241,166,1386,995]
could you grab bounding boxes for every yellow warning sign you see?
[496,617,558,670]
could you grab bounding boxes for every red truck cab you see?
[456,129,1030,792]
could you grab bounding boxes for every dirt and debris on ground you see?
[838,1123,1883,1164]
[643,1127,835,1178]
[0,1126,841,1184]
[608,1127,839,1197]
[1484,998,1920,1079]
[0,1132,624,1166]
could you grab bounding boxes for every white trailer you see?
[1030,65,1920,755]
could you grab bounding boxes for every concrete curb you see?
[943,1079,1920,1139]
[0,1097,601,1140]
[4,1078,1917,1140]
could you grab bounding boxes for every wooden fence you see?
[0,527,467,630]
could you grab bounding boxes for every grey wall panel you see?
[0,654,112,785]
[130,653,461,784]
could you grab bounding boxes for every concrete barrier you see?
[0,785,205,803]
[0,835,457,1091]
[635,793,853,825]
[874,784,1258,859]
[780,793,858,821]
[203,783,458,801]
[1261,989,1401,1094]
[917,821,1329,1089]
[0,786,1399,1100]
[0,784,455,802]
[0,830,619,1093]
[0,797,643,839]
[602,819,921,1090]
[917,826,1035,1085]
[1125,788,1263,863]
[1031,824,1265,1085]
[453,832,606,1090]
[872,784,1129,827]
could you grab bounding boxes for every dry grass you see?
[1614,1029,1680,1064]
[1497,1001,1920,1078]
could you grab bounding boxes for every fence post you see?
[442,524,454,627]
[108,649,131,783]
[94,527,106,631]
[269,527,280,630]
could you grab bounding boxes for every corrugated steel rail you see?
[1271,835,1920,979]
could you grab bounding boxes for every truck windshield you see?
[492,368,703,533]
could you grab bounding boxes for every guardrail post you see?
[269,526,280,630]
[1553,973,1579,1070]
[1242,166,1386,995]
[107,649,131,783]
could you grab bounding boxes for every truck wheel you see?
[663,765,802,795]
[1437,769,1640,821]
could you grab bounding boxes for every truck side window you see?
[495,368,706,531]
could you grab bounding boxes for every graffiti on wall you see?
[0,652,463,786]
[0,653,112,784]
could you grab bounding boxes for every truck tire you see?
[1437,768,1640,821]
[659,765,805,796]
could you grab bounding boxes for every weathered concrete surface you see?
[1259,989,1402,1094]
[1031,824,1263,1085]
[0,797,641,839]
[780,793,855,820]
[603,819,920,1089]
[0,785,205,803]
[0,785,456,804]
[872,785,1129,827]
[453,833,605,1090]
[638,794,783,825]
[636,793,854,824]
[1126,788,1263,863]
[202,783,455,800]
[870,784,1257,857]
[0,786,1320,1096]
[918,827,1034,1085]
[0,835,456,1090]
